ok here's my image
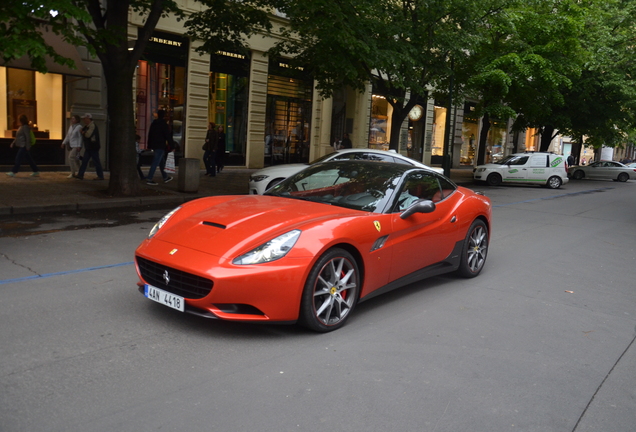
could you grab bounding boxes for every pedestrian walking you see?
[567,153,575,167]
[202,122,217,176]
[6,114,39,177]
[61,115,82,178]
[75,113,104,180]
[145,110,175,185]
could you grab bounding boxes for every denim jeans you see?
[77,148,104,179]
[12,147,39,173]
[147,149,168,181]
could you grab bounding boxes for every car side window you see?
[390,156,414,166]
[529,155,548,167]
[351,153,394,162]
[510,156,529,166]
[394,172,442,211]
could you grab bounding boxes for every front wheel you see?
[299,248,360,332]
[617,172,629,182]
[457,219,489,278]
[573,170,585,180]
[486,173,502,186]
[547,176,562,189]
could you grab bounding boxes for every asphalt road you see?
[1,179,635,432]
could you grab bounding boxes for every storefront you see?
[1,28,90,167]
[265,59,313,165]
[135,31,188,154]
[208,51,250,165]
[460,102,478,165]
[369,94,390,150]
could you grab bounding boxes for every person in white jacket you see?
[61,115,83,178]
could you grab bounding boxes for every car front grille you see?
[136,256,213,299]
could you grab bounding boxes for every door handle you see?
[450,215,457,223]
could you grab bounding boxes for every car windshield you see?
[497,155,529,166]
[266,161,406,212]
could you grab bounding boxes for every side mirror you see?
[400,199,436,219]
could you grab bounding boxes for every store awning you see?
[0,27,91,78]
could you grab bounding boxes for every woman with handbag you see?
[6,115,39,177]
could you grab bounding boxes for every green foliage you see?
[0,0,91,72]
[185,0,274,56]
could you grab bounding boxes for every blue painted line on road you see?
[492,187,612,208]
[0,261,134,285]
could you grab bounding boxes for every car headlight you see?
[250,175,269,182]
[148,207,181,238]
[476,168,485,173]
[233,230,301,265]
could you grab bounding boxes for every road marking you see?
[0,261,134,285]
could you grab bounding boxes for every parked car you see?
[568,161,636,182]
[473,152,569,189]
[625,162,636,169]
[136,160,491,332]
[249,148,444,195]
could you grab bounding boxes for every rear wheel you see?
[299,248,360,332]
[486,173,502,186]
[617,172,629,182]
[547,176,562,189]
[573,170,585,180]
[458,220,489,278]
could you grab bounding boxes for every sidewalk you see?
[0,166,475,216]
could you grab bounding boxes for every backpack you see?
[30,129,36,146]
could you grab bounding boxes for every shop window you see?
[135,61,185,150]
[265,74,312,165]
[3,67,63,139]
[461,103,478,165]
[431,106,446,157]
[369,95,389,149]
[209,71,248,157]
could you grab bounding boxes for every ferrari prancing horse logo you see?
[374,221,381,232]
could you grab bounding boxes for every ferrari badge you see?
[374,221,381,232]
[169,248,178,255]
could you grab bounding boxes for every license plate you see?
[144,284,185,312]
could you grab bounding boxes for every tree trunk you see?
[103,63,140,196]
[388,102,412,151]
[539,125,555,152]
[477,111,490,165]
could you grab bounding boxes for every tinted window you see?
[395,172,442,211]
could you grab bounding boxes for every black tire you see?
[266,178,285,190]
[486,173,502,186]
[573,170,584,180]
[299,248,360,332]
[547,176,562,189]
[457,219,489,278]
[617,172,629,182]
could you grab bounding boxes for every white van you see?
[473,152,569,189]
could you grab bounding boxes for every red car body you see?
[135,161,491,331]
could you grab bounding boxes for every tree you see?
[271,0,498,150]
[5,0,277,196]
[0,1,89,73]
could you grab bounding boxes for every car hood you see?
[154,195,359,258]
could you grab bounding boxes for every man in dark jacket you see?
[146,110,175,185]
[75,113,104,180]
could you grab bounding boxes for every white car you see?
[473,152,569,189]
[249,149,444,194]
[568,160,636,182]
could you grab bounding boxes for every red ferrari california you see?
[135,160,491,332]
